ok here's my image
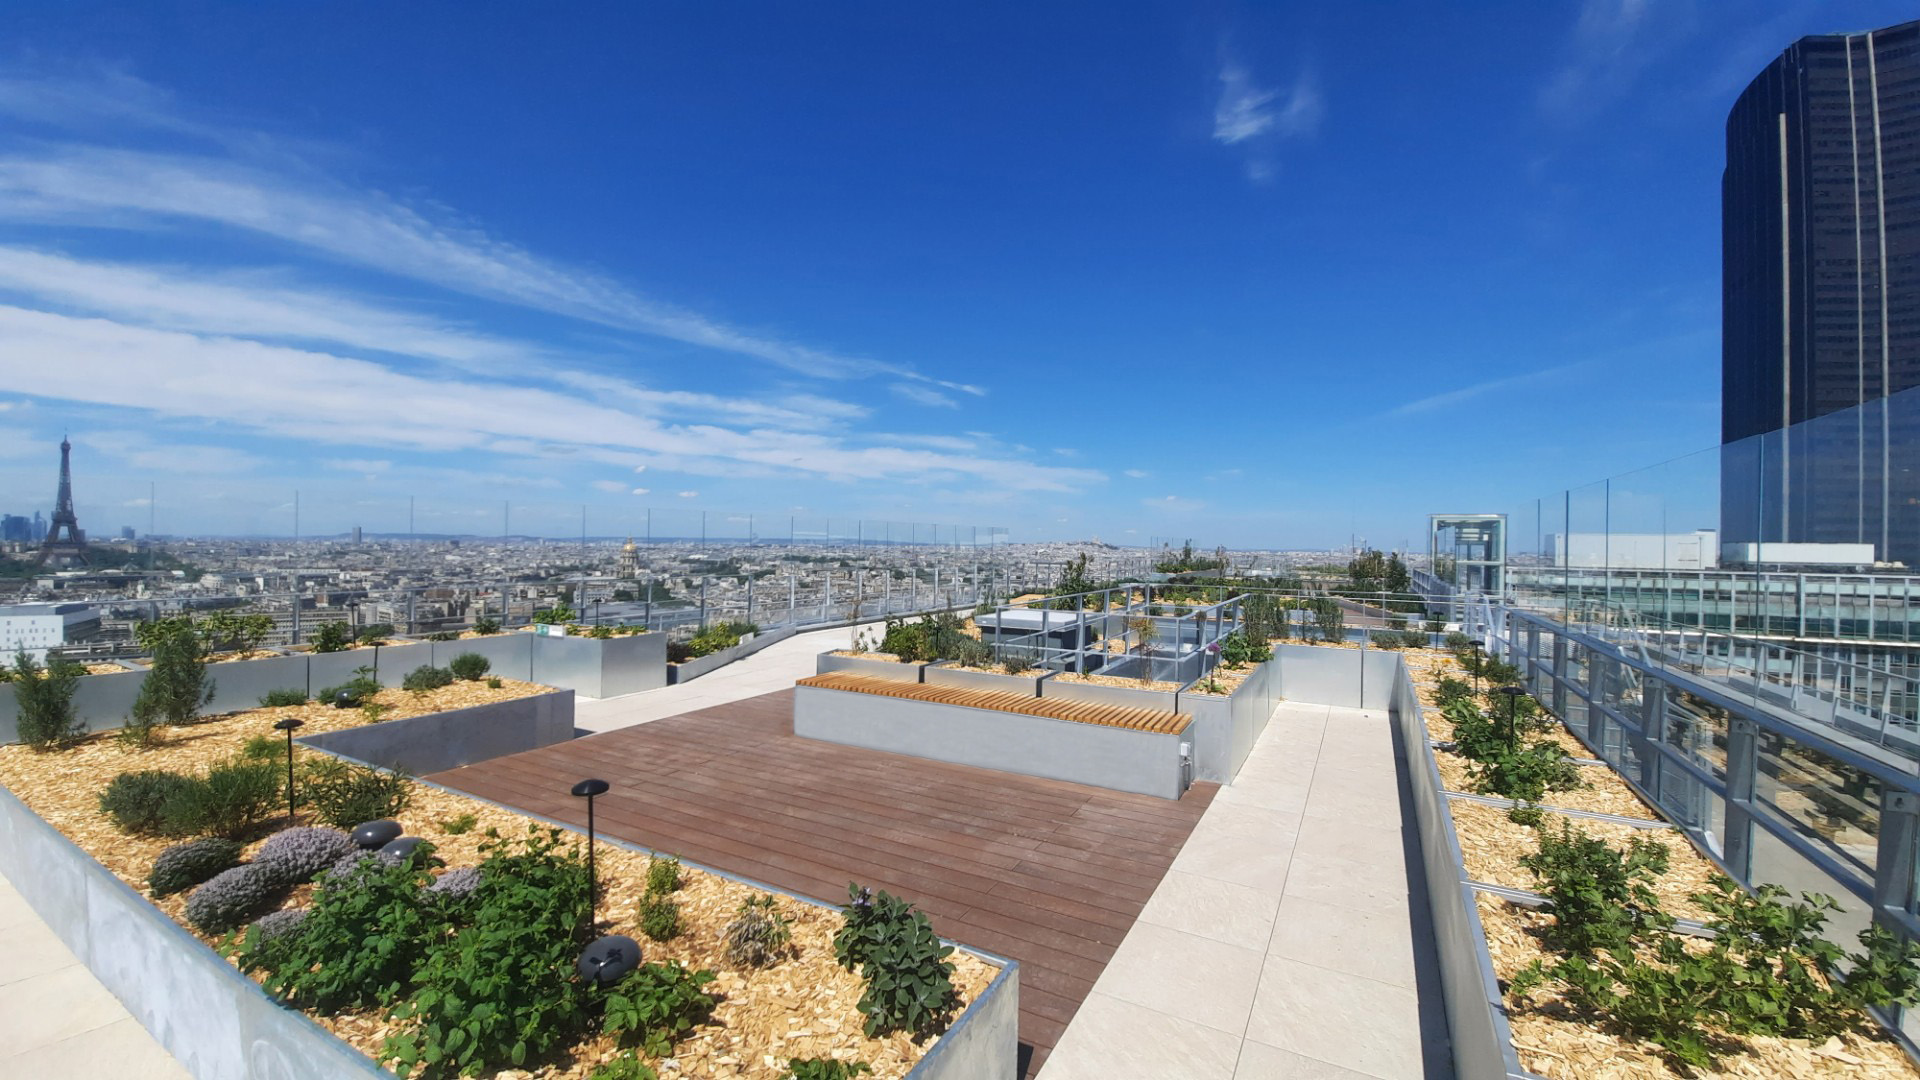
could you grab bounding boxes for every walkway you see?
[1038,701,1453,1080]
[0,873,191,1080]
[574,620,880,732]
[426,688,1218,1076]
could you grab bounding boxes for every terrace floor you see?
[426,687,1218,1077]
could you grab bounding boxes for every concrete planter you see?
[666,625,799,685]
[530,632,666,699]
[0,787,392,1080]
[923,661,1051,697]
[815,651,926,682]
[298,689,575,775]
[794,683,1187,799]
[1174,659,1280,783]
[1039,676,1179,713]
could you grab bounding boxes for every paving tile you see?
[1094,922,1265,1034]
[1245,957,1423,1080]
[1135,869,1280,952]
[0,922,82,986]
[0,1015,191,1080]
[0,963,130,1056]
[1211,776,1312,817]
[1037,990,1243,1080]
[1280,848,1410,915]
[1171,812,1299,894]
[1235,1039,1386,1079]
[1301,781,1406,829]
[0,877,37,932]
[1265,894,1418,989]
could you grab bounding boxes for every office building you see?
[1721,19,1920,566]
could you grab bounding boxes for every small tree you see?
[1128,616,1158,685]
[312,620,352,653]
[131,619,215,731]
[1384,553,1412,596]
[1050,553,1096,610]
[11,649,83,750]
[1311,598,1346,643]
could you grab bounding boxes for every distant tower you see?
[38,436,90,567]
[618,536,639,579]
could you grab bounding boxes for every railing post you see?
[1873,790,1919,925]
[1723,717,1759,880]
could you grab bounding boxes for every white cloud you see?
[630,487,650,496]
[590,480,627,493]
[1538,0,1658,121]
[1145,494,1206,514]
[1387,361,1593,416]
[1123,469,1149,479]
[632,465,647,474]
[677,490,698,499]
[890,382,958,409]
[323,458,391,474]
[1212,59,1323,183]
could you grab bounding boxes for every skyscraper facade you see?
[1722,19,1920,566]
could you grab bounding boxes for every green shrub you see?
[131,618,214,730]
[317,669,381,707]
[437,812,478,835]
[878,617,931,663]
[599,961,716,1055]
[787,1060,871,1080]
[471,617,501,636]
[162,758,281,838]
[1218,631,1271,668]
[640,894,680,941]
[11,649,85,750]
[149,837,243,897]
[1507,802,1546,827]
[532,603,575,625]
[100,770,199,835]
[724,893,792,968]
[685,624,741,659]
[1434,676,1474,707]
[358,624,396,646]
[259,687,308,708]
[646,853,682,895]
[312,621,352,653]
[1520,820,1671,956]
[832,884,957,1038]
[382,827,595,1079]
[485,676,503,689]
[239,845,442,1012]
[402,665,454,692]
[1472,742,1585,803]
[448,653,490,681]
[240,734,286,761]
[426,630,459,642]
[301,758,412,829]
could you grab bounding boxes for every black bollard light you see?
[1470,638,1485,696]
[273,716,304,820]
[1495,685,1526,752]
[570,778,610,922]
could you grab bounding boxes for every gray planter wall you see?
[1171,659,1280,784]
[1039,677,1179,713]
[924,662,1050,697]
[794,684,1187,799]
[0,787,392,1080]
[298,689,575,775]
[530,631,666,699]
[667,625,799,685]
[905,955,1020,1080]
[815,652,926,682]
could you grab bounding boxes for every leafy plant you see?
[318,665,382,707]
[878,616,931,662]
[300,758,412,830]
[131,617,215,730]
[1471,741,1585,803]
[100,769,199,834]
[200,610,275,657]
[832,884,957,1038]
[1217,630,1270,669]
[426,630,459,642]
[240,843,443,1012]
[185,863,284,934]
[998,649,1036,675]
[382,827,595,1079]
[485,676,503,689]
[640,893,681,941]
[786,1060,871,1080]
[599,961,717,1055]
[1507,802,1545,827]
[162,757,281,838]
[259,687,308,707]
[438,812,478,835]
[358,623,396,646]
[723,893,792,968]
[402,664,454,692]
[1434,675,1474,708]
[646,853,682,895]
[533,602,576,625]
[312,621,353,653]
[472,616,501,635]
[1520,821,1671,956]
[149,837,242,897]
[10,648,85,750]
[448,652,490,681]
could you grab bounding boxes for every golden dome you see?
[622,536,637,552]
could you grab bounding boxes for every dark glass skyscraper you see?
[1722,19,1920,566]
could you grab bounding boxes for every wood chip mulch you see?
[1449,801,1721,921]
[0,687,993,1080]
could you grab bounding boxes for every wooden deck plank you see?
[426,688,1214,1077]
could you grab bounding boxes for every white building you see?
[1549,530,1719,571]
[0,602,102,662]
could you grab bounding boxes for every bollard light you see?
[570,778,611,923]
[1471,638,1485,696]
[273,716,304,820]
[1495,685,1526,752]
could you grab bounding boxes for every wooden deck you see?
[424,688,1216,1077]
[797,671,1191,733]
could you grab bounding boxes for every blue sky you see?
[0,1,1909,549]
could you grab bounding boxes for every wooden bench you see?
[796,671,1190,735]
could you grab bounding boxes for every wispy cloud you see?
[590,480,627,494]
[1123,469,1149,479]
[1538,0,1664,121]
[1213,57,1322,183]
[677,490,698,499]
[890,382,958,409]
[1386,361,1592,416]
[630,487,650,496]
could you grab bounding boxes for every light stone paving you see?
[1038,701,1455,1080]
[0,873,192,1080]
[573,620,885,733]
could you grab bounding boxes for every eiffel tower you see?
[37,436,90,567]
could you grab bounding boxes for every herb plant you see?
[786,1059,871,1080]
[832,884,957,1038]
[598,961,717,1055]
[240,846,443,1012]
[300,758,412,829]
